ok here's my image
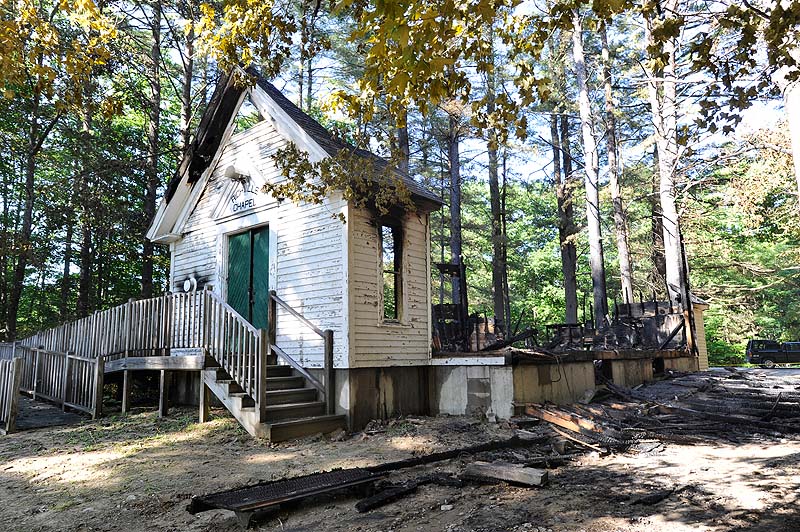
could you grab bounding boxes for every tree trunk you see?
[650,145,666,289]
[60,210,74,320]
[572,10,608,329]
[552,114,579,324]
[645,3,683,305]
[600,22,634,303]
[485,26,507,334]
[784,81,800,221]
[96,231,105,308]
[76,100,94,318]
[6,91,41,340]
[487,129,506,334]
[772,48,800,221]
[180,19,194,156]
[447,114,462,304]
[0,160,9,330]
[307,55,313,111]
[298,56,304,111]
[141,1,161,299]
[501,150,511,330]
[77,179,93,318]
[397,109,410,177]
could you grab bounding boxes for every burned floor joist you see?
[354,473,463,513]
[519,369,800,454]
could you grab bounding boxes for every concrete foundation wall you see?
[430,366,514,420]
[165,355,701,432]
[512,362,596,405]
[610,359,654,388]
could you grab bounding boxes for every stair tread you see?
[265,401,324,410]
[266,414,346,426]
[266,376,303,381]
[266,388,312,395]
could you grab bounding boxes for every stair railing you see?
[268,290,335,415]
[200,289,269,420]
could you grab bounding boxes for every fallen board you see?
[463,461,548,487]
[355,474,463,513]
[355,482,419,513]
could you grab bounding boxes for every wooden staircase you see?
[203,357,344,441]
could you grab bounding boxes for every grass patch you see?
[59,407,243,452]
[52,499,79,512]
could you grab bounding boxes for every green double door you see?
[227,226,269,329]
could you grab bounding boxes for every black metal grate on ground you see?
[188,468,383,514]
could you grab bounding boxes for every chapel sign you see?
[214,165,268,219]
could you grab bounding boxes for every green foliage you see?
[682,131,800,347]
[707,339,746,367]
[438,177,593,332]
[265,142,415,221]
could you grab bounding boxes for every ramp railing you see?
[0,357,22,434]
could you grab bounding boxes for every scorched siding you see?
[348,206,431,367]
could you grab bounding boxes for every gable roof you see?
[147,68,441,244]
[253,76,442,206]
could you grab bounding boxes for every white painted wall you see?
[171,119,348,368]
[170,84,435,371]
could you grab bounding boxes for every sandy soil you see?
[1,377,799,531]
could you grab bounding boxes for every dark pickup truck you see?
[746,339,800,367]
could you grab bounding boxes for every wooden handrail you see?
[206,290,260,336]
[268,289,335,415]
[271,344,324,393]
[30,347,70,357]
[269,291,325,338]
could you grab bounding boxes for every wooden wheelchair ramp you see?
[2,289,345,442]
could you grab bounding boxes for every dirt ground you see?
[1,370,799,531]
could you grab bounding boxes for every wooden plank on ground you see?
[524,404,603,434]
[355,482,418,513]
[463,461,548,487]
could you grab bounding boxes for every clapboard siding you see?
[695,307,709,371]
[348,208,431,367]
[170,86,436,371]
[171,117,347,369]
[171,120,285,291]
